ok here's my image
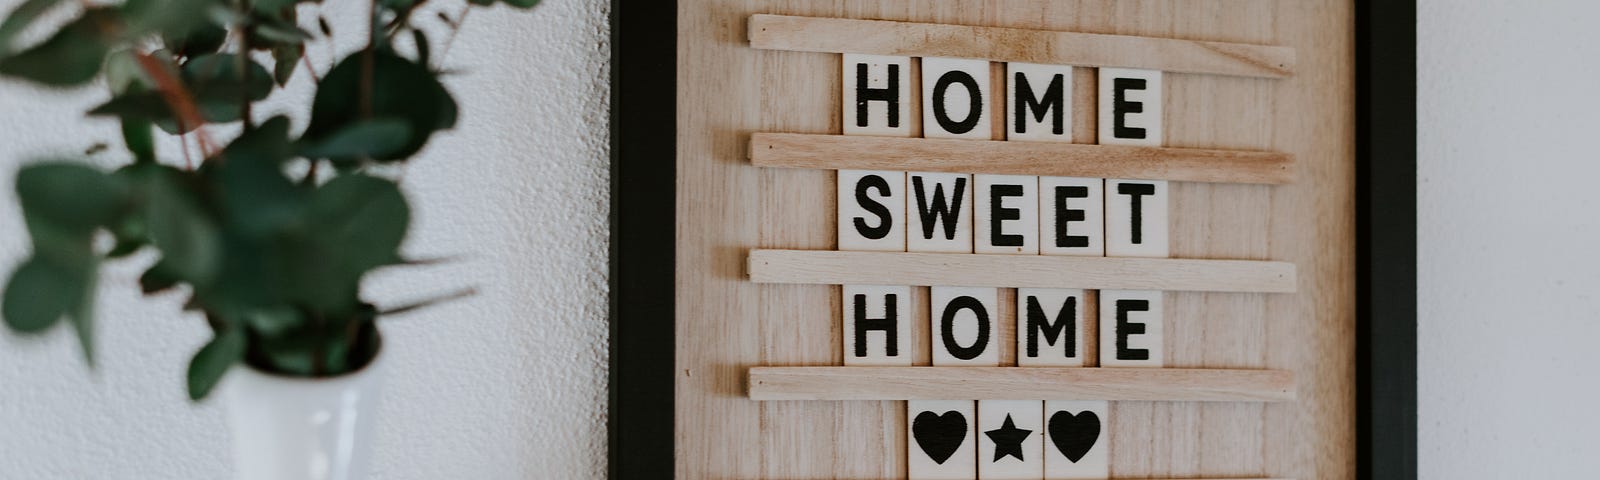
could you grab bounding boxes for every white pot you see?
[223,352,385,480]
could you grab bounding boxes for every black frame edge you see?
[1356,0,1418,479]
[609,0,677,478]
[611,1,1416,478]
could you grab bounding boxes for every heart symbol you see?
[1047,410,1100,463]
[912,410,968,464]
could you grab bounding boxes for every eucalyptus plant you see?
[0,0,536,400]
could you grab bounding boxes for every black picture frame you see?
[608,1,677,479]
[1355,0,1417,478]
[609,1,1417,478]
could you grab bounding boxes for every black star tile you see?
[983,414,1033,462]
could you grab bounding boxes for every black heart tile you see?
[912,410,968,464]
[1047,410,1100,463]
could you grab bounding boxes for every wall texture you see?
[1418,0,1600,476]
[0,0,610,478]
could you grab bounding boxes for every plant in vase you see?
[0,0,537,477]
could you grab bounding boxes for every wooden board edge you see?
[747,14,1296,78]
[747,249,1298,293]
[750,132,1296,184]
[747,366,1296,402]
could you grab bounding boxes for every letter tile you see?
[1007,62,1073,142]
[842,285,912,366]
[923,57,994,139]
[1098,290,1163,367]
[1039,177,1104,257]
[975,175,1039,255]
[1042,400,1109,479]
[844,54,913,137]
[978,400,1045,479]
[907,172,974,253]
[1016,288,1086,367]
[838,170,907,252]
[1096,68,1162,147]
[910,400,979,479]
[931,286,1001,366]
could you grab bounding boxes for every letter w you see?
[912,176,968,240]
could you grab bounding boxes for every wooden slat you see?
[748,367,1296,402]
[747,250,1297,293]
[747,14,1296,78]
[750,132,1294,184]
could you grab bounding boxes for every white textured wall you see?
[1419,0,1600,477]
[0,0,610,478]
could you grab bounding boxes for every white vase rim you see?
[234,342,385,383]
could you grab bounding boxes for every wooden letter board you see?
[663,2,1365,479]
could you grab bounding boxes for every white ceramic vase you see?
[223,353,385,480]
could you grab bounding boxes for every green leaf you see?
[186,328,245,400]
[90,54,274,131]
[0,9,113,87]
[299,118,412,160]
[104,50,152,96]
[2,256,85,333]
[165,22,227,58]
[410,29,429,67]
[309,174,410,272]
[183,53,275,124]
[305,50,457,162]
[122,0,221,39]
[106,213,148,257]
[145,175,221,284]
[243,306,301,337]
[122,119,156,164]
[280,174,408,312]
[211,116,302,237]
[0,0,63,55]
[67,270,97,365]
[88,92,170,120]
[272,44,302,86]
[16,162,127,237]
[252,0,300,14]
[249,306,378,377]
[138,261,180,293]
[184,54,274,98]
[251,19,310,45]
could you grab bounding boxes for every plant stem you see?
[299,44,320,83]
[434,5,471,69]
[303,159,320,186]
[133,52,215,161]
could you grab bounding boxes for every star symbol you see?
[983,414,1033,462]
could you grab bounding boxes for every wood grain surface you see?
[751,132,1296,184]
[677,2,1354,478]
[748,14,1297,78]
[747,249,1297,293]
[748,367,1296,402]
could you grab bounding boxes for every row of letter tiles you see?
[843,288,1164,368]
[839,173,1166,258]
[844,55,1163,145]
[844,55,1163,480]
[908,400,1110,479]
